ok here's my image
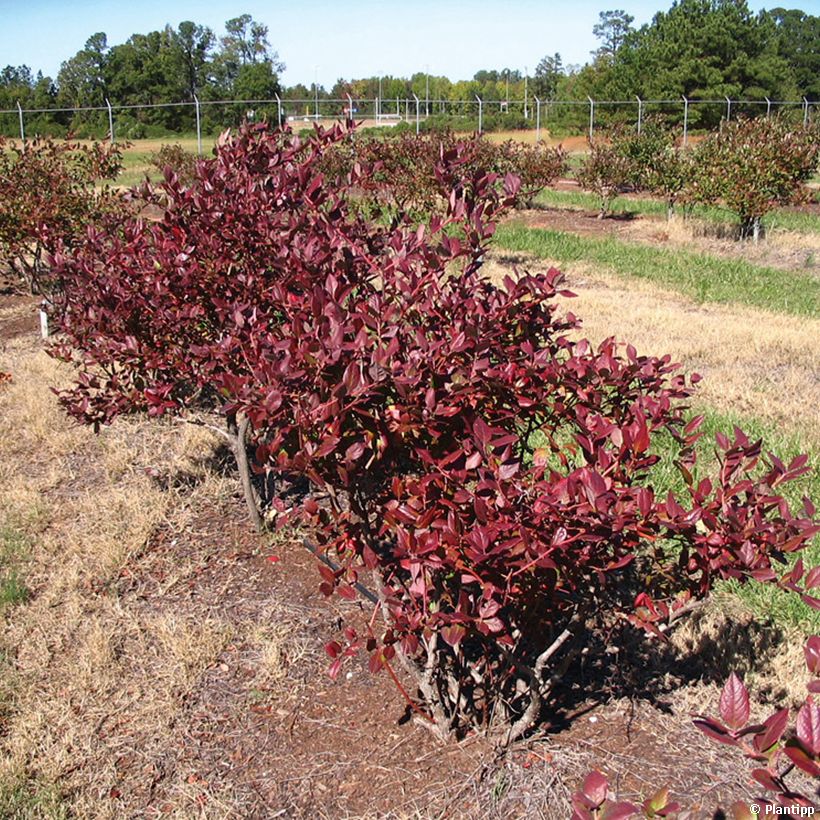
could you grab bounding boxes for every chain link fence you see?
[0,95,816,150]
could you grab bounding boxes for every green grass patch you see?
[0,775,71,820]
[535,187,820,235]
[0,524,31,610]
[494,223,820,317]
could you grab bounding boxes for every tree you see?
[768,7,820,100]
[172,21,215,99]
[220,14,281,71]
[609,0,796,126]
[533,53,563,100]
[592,10,634,60]
[56,33,109,108]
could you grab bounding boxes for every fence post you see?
[725,96,731,122]
[682,96,689,147]
[476,95,483,134]
[413,93,420,134]
[765,96,771,118]
[275,93,282,128]
[375,96,379,123]
[587,96,594,141]
[105,98,114,142]
[16,101,24,148]
[346,93,353,124]
[194,94,202,155]
[535,96,541,143]
[636,96,642,133]
[804,97,810,127]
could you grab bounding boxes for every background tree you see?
[534,53,563,100]
[172,21,215,99]
[591,9,635,60]
[767,7,820,100]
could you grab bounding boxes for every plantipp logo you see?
[749,806,816,816]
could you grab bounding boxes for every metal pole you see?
[413,93,420,134]
[314,68,319,120]
[535,96,541,143]
[346,93,353,123]
[105,98,114,142]
[636,96,642,134]
[524,67,528,119]
[476,95,482,134]
[765,96,771,118]
[194,94,202,154]
[375,96,379,123]
[378,75,382,121]
[725,96,731,122]
[804,97,810,127]
[425,65,429,116]
[396,96,399,117]
[682,96,689,147]
[16,101,24,148]
[588,96,594,141]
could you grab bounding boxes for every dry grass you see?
[0,335,309,817]
[484,252,820,446]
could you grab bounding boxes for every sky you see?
[1,0,817,90]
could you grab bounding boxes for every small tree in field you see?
[51,122,819,745]
[0,136,126,294]
[691,116,819,241]
[613,117,693,220]
[576,140,634,218]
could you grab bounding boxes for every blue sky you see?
[0,0,815,89]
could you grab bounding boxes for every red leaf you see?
[601,803,639,820]
[805,637,820,675]
[719,673,750,730]
[692,718,737,746]
[783,744,820,777]
[581,771,609,806]
[754,708,789,754]
[751,767,781,791]
[796,697,820,755]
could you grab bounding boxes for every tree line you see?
[1,1,818,137]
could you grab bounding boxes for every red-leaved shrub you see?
[50,122,819,743]
[0,136,127,293]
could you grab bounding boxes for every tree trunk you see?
[229,413,264,532]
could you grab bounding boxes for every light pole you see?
[314,66,319,119]
[524,66,528,120]
[378,72,382,122]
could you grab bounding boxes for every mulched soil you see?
[0,293,39,341]
[100,483,760,819]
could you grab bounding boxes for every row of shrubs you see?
[1,124,819,811]
[576,116,819,240]
[163,115,818,241]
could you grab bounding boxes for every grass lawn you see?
[494,222,820,317]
